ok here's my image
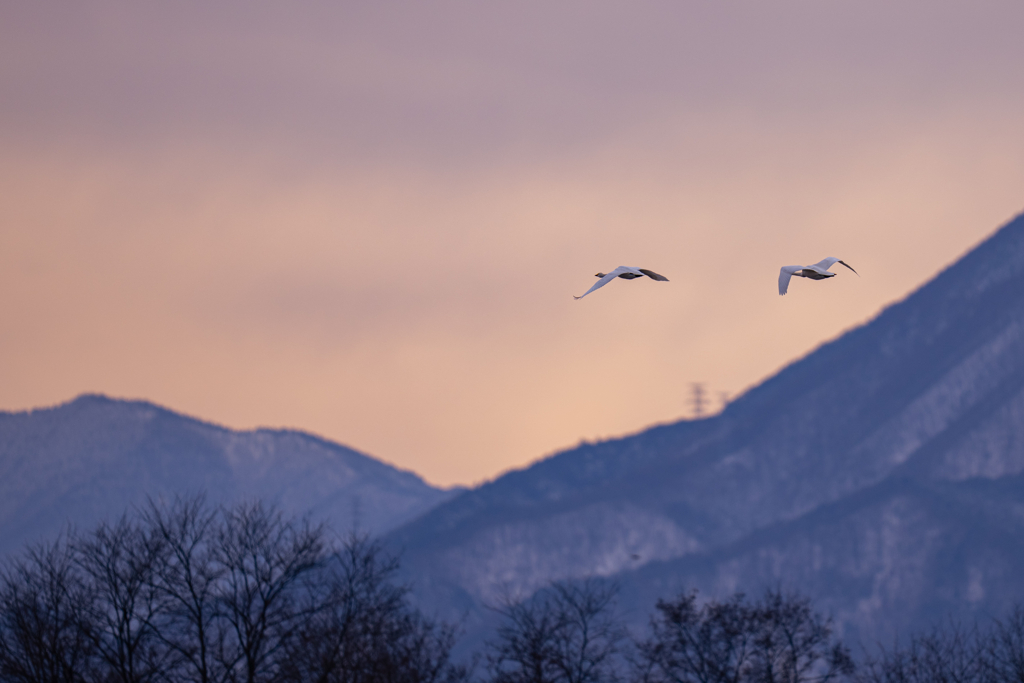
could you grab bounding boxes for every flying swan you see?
[575,266,669,300]
[778,257,858,296]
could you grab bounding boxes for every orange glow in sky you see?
[2,2,1023,486]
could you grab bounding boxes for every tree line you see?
[0,497,1021,683]
[0,497,462,683]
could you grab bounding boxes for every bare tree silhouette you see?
[0,539,94,683]
[636,589,852,683]
[212,501,326,683]
[75,516,170,683]
[487,579,625,683]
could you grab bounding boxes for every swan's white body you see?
[778,257,858,295]
[574,266,669,300]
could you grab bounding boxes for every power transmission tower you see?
[690,382,706,419]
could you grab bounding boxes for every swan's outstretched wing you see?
[574,266,631,299]
[638,268,669,282]
[811,257,841,272]
[811,257,858,276]
[778,265,802,295]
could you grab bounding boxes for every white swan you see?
[575,266,669,300]
[778,257,858,296]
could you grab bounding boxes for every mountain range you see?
[0,395,457,556]
[3,210,1024,646]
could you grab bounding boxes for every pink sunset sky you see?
[1,1,1023,486]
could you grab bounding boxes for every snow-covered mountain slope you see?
[387,210,1024,638]
[615,472,1024,642]
[0,395,457,556]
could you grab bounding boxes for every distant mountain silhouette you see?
[387,210,1024,641]
[0,395,457,556]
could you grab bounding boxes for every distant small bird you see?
[778,257,858,296]
[630,553,641,561]
[574,266,669,300]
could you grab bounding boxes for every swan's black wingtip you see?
[638,268,670,281]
